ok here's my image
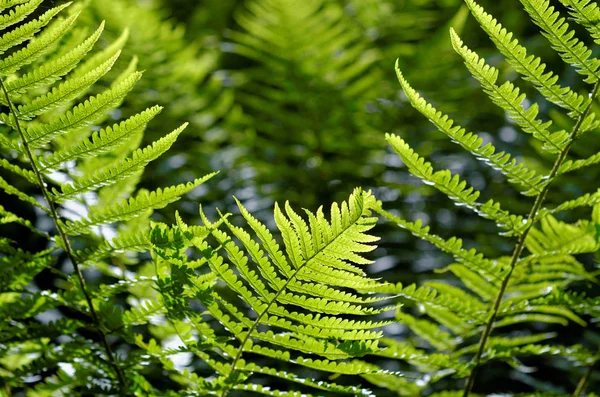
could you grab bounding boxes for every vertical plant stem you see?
[462,81,600,397]
[573,353,598,397]
[0,78,127,392]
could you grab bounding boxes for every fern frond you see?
[80,231,151,264]
[386,133,527,234]
[465,0,587,115]
[4,21,104,96]
[150,189,394,394]
[441,264,497,301]
[378,208,504,281]
[375,281,487,325]
[234,363,368,395]
[559,150,600,174]
[39,106,163,172]
[558,0,600,43]
[519,0,600,83]
[0,0,43,30]
[25,72,141,147]
[0,2,68,54]
[396,67,546,193]
[376,337,470,374]
[450,29,568,153]
[64,173,216,235]
[17,50,121,119]
[533,189,600,218]
[0,11,78,76]
[0,175,47,211]
[0,157,37,184]
[395,310,457,351]
[70,27,128,80]
[0,204,44,235]
[0,0,32,11]
[525,215,598,255]
[54,124,184,200]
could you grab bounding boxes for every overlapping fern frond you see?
[0,0,213,393]
[137,189,397,396]
[372,0,600,394]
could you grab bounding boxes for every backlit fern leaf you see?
[396,67,546,194]
[145,189,394,395]
[520,0,600,83]
[386,133,527,234]
[450,29,567,153]
[0,1,216,393]
[465,0,587,116]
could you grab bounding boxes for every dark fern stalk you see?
[462,81,600,397]
[0,78,128,392]
[573,353,599,397]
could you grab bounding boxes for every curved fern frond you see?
[0,2,68,54]
[0,3,221,391]
[386,133,527,234]
[465,0,587,116]
[0,0,43,31]
[558,0,600,43]
[24,72,141,147]
[519,0,600,83]
[3,21,105,96]
[450,29,567,153]
[149,189,394,395]
[378,207,503,281]
[525,215,598,255]
[39,106,163,172]
[64,174,216,236]
[54,124,185,200]
[396,66,546,194]
[0,11,78,76]
[17,50,120,119]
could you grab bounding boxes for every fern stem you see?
[0,78,128,393]
[573,353,598,397]
[462,81,600,397]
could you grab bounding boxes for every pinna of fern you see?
[0,0,214,394]
[132,188,401,396]
[371,0,600,395]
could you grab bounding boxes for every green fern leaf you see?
[0,11,78,76]
[53,124,184,200]
[0,158,37,184]
[519,0,600,83]
[0,0,44,30]
[64,173,216,235]
[70,27,129,80]
[558,0,600,43]
[4,22,104,96]
[450,29,567,153]
[17,51,121,119]
[465,0,586,115]
[0,2,68,54]
[38,106,163,172]
[378,208,504,280]
[386,133,527,234]
[0,175,47,211]
[395,66,546,193]
[25,71,141,147]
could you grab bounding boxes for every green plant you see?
[3,0,600,396]
[0,0,213,394]
[371,0,600,395]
